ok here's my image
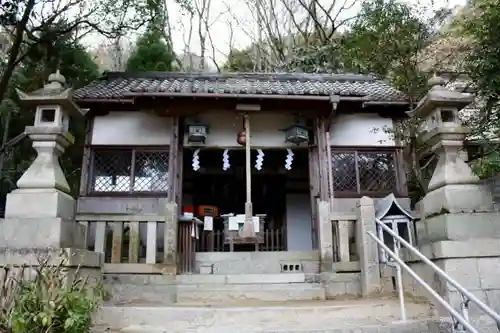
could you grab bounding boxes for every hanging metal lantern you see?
[282,124,309,145]
[187,123,209,144]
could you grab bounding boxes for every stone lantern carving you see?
[409,75,493,218]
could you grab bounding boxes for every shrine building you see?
[72,71,412,289]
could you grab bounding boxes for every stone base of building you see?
[101,252,375,306]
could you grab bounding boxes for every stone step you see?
[177,282,325,303]
[93,320,452,333]
[104,273,328,305]
[176,273,307,284]
[176,273,324,304]
[93,299,446,333]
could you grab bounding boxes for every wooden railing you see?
[77,214,202,274]
[196,226,287,252]
[77,214,165,274]
[330,213,358,264]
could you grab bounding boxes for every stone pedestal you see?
[0,126,102,290]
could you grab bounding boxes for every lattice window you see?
[331,152,357,192]
[357,152,396,192]
[89,148,169,194]
[331,149,398,194]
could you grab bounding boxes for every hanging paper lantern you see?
[237,130,246,145]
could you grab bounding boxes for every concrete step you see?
[177,282,325,303]
[176,273,307,284]
[93,320,452,333]
[104,274,177,306]
[176,273,324,303]
[93,298,449,333]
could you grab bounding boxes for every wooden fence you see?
[76,214,199,274]
[196,226,287,252]
[76,215,286,273]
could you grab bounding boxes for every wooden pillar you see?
[167,116,180,203]
[78,117,94,196]
[175,117,184,208]
[308,146,320,250]
[313,118,333,266]
[164,116,180,275]
[314,118,329,201]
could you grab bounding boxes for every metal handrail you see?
[369,218,500,333]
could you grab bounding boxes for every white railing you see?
[368,218,500,333]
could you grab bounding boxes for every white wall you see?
[91,111,396,147]
[184,112,302,148]
[91,111,172,145]
[330,113,395,146]
[286,194,313,251]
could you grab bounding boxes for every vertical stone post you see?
[356,196,381,296]
[337,220,351,263]
[317,200,334,272]
[163,202,178,275]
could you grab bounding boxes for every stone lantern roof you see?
[16,70,86,118]
[407,75,473,120]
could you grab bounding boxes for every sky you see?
[85,0,466,67]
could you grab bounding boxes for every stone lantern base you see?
[408,194,500,323]
[420,183,494,218]
[0,187,103,280]
[0,152,103,298]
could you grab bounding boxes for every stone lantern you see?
[406,76,500,321]
[11,70,86,199]
[409,74,493,218]
[0,71,95,254]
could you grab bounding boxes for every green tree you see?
[466,0,500,111]
[126,28,177,71]
[462,0,500,178]
[222,48,255,72]
[283,0,449,201]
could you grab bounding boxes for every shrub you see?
[0,251,103,333]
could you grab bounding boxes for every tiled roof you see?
[73,72,408,102]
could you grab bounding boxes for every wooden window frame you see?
[85,145,170,197]
[330,146,407,198]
